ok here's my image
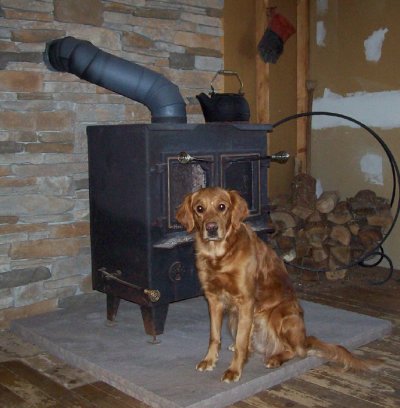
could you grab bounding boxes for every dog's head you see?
[176,187,249,241]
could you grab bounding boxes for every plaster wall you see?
[310,0,400,268]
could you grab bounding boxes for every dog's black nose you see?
[206,222,218,237]
[206,222,218,231]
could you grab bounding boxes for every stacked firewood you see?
[269,173,393,280]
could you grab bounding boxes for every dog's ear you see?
[176,193,195,232]
[229,190,249,229]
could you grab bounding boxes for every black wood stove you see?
[87,123,274,337]
[44,36,288,339]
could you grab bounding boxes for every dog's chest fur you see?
[196,226,256,304]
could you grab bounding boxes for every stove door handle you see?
[178,151,213,164]
[227,151,290,164]
[99,268,161,303]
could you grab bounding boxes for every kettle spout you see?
[196,92,216,122]
[196,92,212,110]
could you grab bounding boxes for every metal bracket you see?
[99,267,161,302]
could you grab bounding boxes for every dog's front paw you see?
[221,368,241,383]
[196,359,216,372]
[265,356,282,368]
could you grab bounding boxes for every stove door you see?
[166,155,214,230]
[221,153,261,216]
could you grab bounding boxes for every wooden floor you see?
[0,266,399,408]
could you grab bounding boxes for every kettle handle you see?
[210,70,244,95]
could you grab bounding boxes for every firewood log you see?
[350,236,367,262]
[312,247,329,263]
[358,226,383,250]
[273,235,297,262]
[354,189,377,202]
[282,227,296,237]
[269,210,297,231]
[295,245,311,260]
[327,201,352,225]
[375,196,391,212]
[276,235,295,251]
[295,229,311,259]
[326,255,348,280]
[330,246,351,265]
[316,191,339,214]
[325,269,347,281]
[330,225,351,246]
[292,205,314,220]
[292,173,316,207]
[348,189,378,217]
[269,194,292,210]
[366,206,393,231]
[301,256,328,271]
[348,220,361,235]
[307,210,323,223]
[304,221,330,248]
[282,249,296,262]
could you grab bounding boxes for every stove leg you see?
[140,303,169,337]
[106,294,121,322]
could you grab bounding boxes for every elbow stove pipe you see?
[44,36,187,124]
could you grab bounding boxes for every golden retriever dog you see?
[176,187,379,383]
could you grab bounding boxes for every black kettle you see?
[196,70,250,123]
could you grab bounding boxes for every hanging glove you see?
[258,8,296,64]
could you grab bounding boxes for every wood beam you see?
[255,0,270,125]
[296,0,310,173]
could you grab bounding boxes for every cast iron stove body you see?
[44,36,279,338]
[87,122,272,336]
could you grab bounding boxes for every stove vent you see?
[44,36,187,124]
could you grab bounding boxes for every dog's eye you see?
[218,203,226,212]
[196,205,204,213]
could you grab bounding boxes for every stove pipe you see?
[44,36,187,123]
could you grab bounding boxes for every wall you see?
[265,0,297,197]
[223,0,256,122]
[224,0,297,197]
[309,0,400,269]
[0,0,223,326]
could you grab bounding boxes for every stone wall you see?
[0,0,224,326]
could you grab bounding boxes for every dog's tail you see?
[305,336,382,371]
